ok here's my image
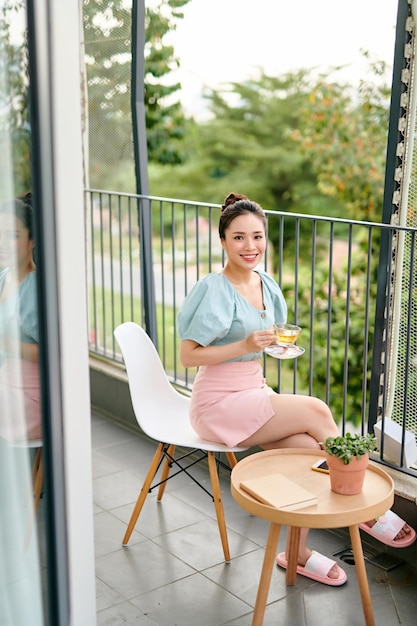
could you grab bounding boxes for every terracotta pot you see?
[326,453,369,495]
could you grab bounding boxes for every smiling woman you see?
[0,198,40,442]
[176,191,351,584]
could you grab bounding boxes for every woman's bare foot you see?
[364,519,412,541]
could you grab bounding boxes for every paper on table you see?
[240,472,318,511]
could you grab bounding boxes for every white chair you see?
[12,438,44,512]
[11,438,43,547]
[114,321,248,562]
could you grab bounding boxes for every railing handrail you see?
[85,188,417,233]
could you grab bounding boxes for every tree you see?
[287,61,391,423]
[151,70,338,207]
[196,71,321,214]
[292,245,377,426]
[292,58,390,222]
[149,70,345,257]
[0,0,30,196]
[83,0,190,189]
[144,0,191,164]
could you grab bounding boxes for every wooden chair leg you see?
[207,451,231,563]
[157,444,176,500]
[33,448,44,513]
[122,442,165,546]
[225,452,238,468]
[24,446,44,549]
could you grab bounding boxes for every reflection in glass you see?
[0,3,45,624]
[0,198,40,442]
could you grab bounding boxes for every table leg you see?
[252,523,281,626]
[349,524,375,626]
[286,526,300,585]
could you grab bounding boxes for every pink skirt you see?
[0,357,41,442]
[190,361,275,447]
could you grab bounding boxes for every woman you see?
[0,197,40,442]
[177,192,415,586]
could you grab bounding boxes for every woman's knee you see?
[310,397,337,428]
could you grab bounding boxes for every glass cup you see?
[273,323,302,347]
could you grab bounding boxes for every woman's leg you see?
[286,528,340,579]
[238,393,339,449]
[239,392,412,553]
[238,393,342,578]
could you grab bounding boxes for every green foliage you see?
[0,0,31,195]
[144,0,190,165]
[148,69,347,256]
[323,432,377,464]
[193,72,322,210]
[83,0,190,189]
[292,234,378,425]
[292,57,390,222]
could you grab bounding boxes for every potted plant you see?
[322,432,378,495]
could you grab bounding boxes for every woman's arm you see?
[180,329,275,368]
[20,341,38,363]
[0,335,39,362]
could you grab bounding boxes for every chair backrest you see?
[114,322,189,440]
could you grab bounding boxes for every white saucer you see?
[264,345,305,359]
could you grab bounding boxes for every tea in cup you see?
[273,323,302,347]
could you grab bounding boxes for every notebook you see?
[240,473,318,511]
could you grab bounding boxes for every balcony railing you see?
[86,189,417,478]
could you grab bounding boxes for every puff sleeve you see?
[177,274,235,346]
[18,272,39,344]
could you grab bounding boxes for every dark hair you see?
[219,192,267,239]
[1,197,34,240]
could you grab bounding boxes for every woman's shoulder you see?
[19,270,37,300]
[179,273,232,317]
[177,272,233,340]
[21,270,37,288]
[190,272,231,294]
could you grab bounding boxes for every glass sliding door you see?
[1,1,95,623]
[0,2,46,624]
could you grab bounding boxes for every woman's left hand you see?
[246,329,276,353]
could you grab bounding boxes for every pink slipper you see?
[276,551,347,586]
[359,510,416,548]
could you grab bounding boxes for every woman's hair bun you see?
[221,192,249,211]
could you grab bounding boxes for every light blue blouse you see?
[0,270,39,350]
[177,270,287,362]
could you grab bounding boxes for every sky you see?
[167,0,399,117]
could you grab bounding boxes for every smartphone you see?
[311,459,329,474]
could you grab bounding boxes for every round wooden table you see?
[231,449,394,626]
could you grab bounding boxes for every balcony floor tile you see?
[93,414,417,625]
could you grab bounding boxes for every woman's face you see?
[221,212,266,270]
[0,213,34,269]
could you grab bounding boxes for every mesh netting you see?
[386,6,417,439]
[83,1,135,191]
